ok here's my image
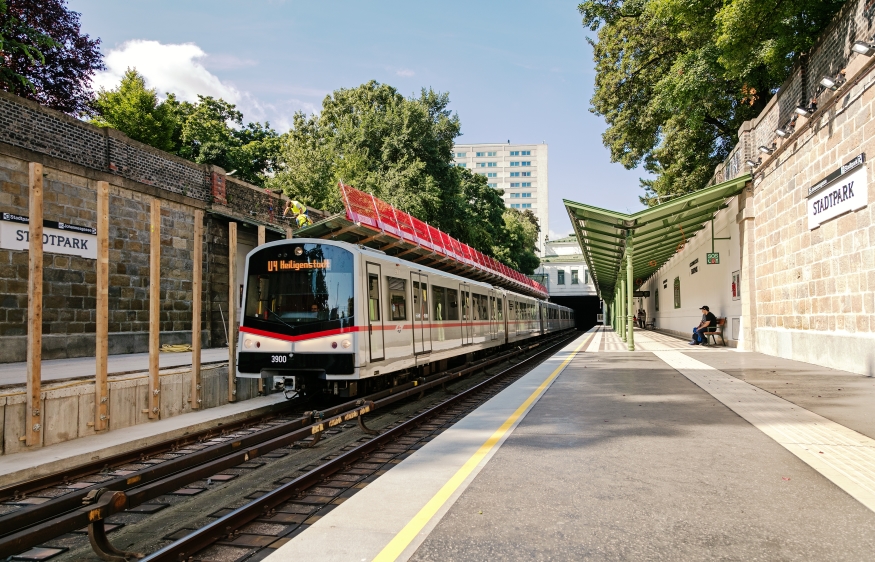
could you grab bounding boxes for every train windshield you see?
[243,244,354,338]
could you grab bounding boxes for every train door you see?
[411,272,432,355]
[460,283,473,345]
[488,290,497,341]
[366,263,385,362]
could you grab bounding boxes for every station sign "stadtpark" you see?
[0,212,97,259]
[807,154,869,230]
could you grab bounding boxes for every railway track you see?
[0,332,575,561]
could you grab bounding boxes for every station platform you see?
[267,326,875,561]
[0,347,229,387]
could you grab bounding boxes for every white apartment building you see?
[452,142,548,254]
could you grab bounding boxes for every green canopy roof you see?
[564,175,751,299]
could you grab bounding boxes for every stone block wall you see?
[0,90,293,363]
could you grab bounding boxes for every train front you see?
[237,241,358,397]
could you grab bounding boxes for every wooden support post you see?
[26,162,43,447]
[95,181,110,431]
[149,199,161,419]
[191,209,203,409]
[256,224,265,394]
[285,226,293,239]
[228,221,237,402]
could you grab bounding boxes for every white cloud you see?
[93,40,321,132]
[395,68,415,77]
[548,229,573,241]
[94,40,241,103]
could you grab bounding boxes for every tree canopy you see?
[0,0,103,114]
[91,69,280,186]
[268,80,541,273]
[579,0,845,204]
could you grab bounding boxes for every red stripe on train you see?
[239,325,362,342]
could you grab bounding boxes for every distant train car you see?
[236,239,573,397]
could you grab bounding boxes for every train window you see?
[497,298,503,321]
[433,286,445,321]
[411,281,428,320]
[368,274,380,321]
[387,277,407,321]
[446,288,460,320]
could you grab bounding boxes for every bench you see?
[645,319,656,329]
[704,318,726,346]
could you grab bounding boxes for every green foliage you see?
[91,69,180,151]
[90,69,280,186]
[268,80,540,273]
[493,208,541,274]
[579,0,845,204]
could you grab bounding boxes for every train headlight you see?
[342,339,351,348]
[244,339,253,349]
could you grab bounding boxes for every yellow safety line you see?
[372,332,593,562]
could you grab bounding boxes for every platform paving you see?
[264,326,875,561]
[0,348,229,387]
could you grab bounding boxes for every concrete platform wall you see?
[0,365,260,456]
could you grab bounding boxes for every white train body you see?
[236,239,573,395]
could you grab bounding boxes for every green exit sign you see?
[706,252,719,264]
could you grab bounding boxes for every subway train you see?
[236,239,575,398]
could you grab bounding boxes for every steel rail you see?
[141,333,577,561]
[0,332,574,559]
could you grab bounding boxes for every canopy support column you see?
[626,233,635,351]
[619,279,626,341]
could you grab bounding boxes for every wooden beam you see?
[95,181,109,431]
[148,199,161,419]
[26,162,43,447]
[191,209,203,409]
[228,221,237,403]
[285,226,293,239]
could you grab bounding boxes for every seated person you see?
[689,305,717,345]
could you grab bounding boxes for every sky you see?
[69,0,650,240]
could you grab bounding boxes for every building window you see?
[673,277,681,309]
[477,162,497,168]
[488,183,497,188]
[510,151,520,156]
[510,161,520,167]
[584,269,589,284]
[571,270,579,284]
[510,182,520,187]
[477,172,487,176]
[510,193,520,198]
[521,203,532,208]
[655,286,659,312]
[520,161,531,166]
[521,182,532,187]
[455,152,466,157]
[521,150,531,155]
[510,172,520,177]
[456,163,466,167]
[487,172,497,177]
[521,171,531,177]
[475,151,497,157]
[476,162,486,167]
[511,203,521,208]
[521,192,532,197]
[557,270,565,285]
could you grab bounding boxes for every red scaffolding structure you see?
[291,183,548,299]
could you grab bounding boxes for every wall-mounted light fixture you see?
[775,127,792,138]
[820,70,846,91]
[853,41,875,56]
[745,158,761,168]
[795,102,817,116]
[758,143,776,155]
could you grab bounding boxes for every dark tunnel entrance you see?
[550,295,602,331]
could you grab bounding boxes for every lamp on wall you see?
[853,41,875,56]
[745,157,761,168]
[758,143,776,155]
[795,102,817,116]
[775,127,791,137]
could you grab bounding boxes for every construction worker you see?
[284,200,312,228]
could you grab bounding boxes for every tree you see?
[90,72,280,187]
[493,209,541,274]
[267,81,534,269]
[90,69,180,152]
[579,0,845,204]
[0,0,103,114]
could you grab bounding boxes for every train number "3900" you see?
[271,355,287,363]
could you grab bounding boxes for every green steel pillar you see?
[619,279,626,341]
[626,233,635,351]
